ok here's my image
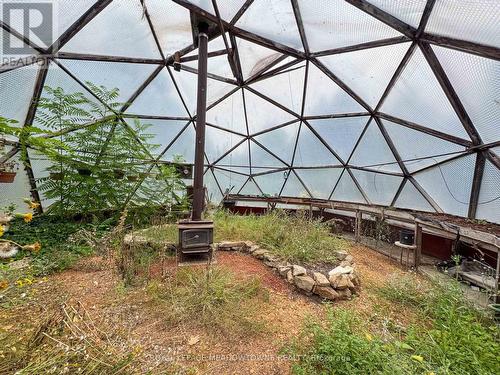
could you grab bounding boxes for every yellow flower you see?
[23,199,40,210]
[411,355,424,363]
[426,372,436,375]
[0,280,9,290]
[0,225,4,237]
[23,213,33,223]
[365,333,373,342]
[23,242,41,253]
[15,280,24,288]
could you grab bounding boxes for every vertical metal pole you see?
[192,22,209,221]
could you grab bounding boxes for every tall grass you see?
[138,210,348,265]
[286,276,499,375]
[147,267,269,337]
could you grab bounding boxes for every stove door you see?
[182,229,210,249]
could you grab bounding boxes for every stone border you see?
[216,241,360,301]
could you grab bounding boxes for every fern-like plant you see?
[34,82,187,216]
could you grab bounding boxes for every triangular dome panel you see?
[383,119,466,172]
[61,0,161,58]
[249,64,305,115]
[434,46,500,144]
[205,169,223,203]
[351,169,403,205]
[60,59,159,103]
[281,171,310,198]
[216,140,251,174]
[331,170,366,203]
[298,0,402,52]
[250,141,288,172]
[239,178,262,196]
[296,168,343,200]
[381,48,469,140]
[349,121,402,173]
[304,64,366,116]
[206,89,248,135]
[476,161,500,223]
[367,1,427,28]
[414,154,476,217]
[395,180,435,213]
[125,68,188,117]
[205,126,245,164]
[236,0,304,51]
[308,117,368,163]
[213,168,248,195]
[253,123,299,165]
[236,38,283,80]
[254,171,287,196]
[244,89,296,134]
[294,124,342,167]
[160,124,195,163]
[319,43,411,107]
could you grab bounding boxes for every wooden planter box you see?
[0,171,16,183]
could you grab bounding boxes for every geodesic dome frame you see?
[0,0,499,223]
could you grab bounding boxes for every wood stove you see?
[177,220,214,265]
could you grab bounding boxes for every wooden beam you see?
[343,0,416,38]
[311,36,410,57]
[468,151,486,219]
[421,34,500,61]
[419,42,482,145]
[230,0,254,25]
[414,222,423,270]
[291,0,309,54]
[55,52,164,65]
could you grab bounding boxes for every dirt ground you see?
[0,241,422,374]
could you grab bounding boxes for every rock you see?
[345,255,354,263]
[286,270,294,284]
[337,288,352,300]
[294,275,315,293]
[0,243,19,259]
[262,253,278,262]
[278,265,292,277]
[263,260,280,269]
[349,273,361,287]
[313,286,339,301]
[328,266,354,278]
[218,241,247,251]
[334,250,349,261]
[312,272,330,287]
[248,245,260,253]
[292,265,307,277]
[329,274,354,290]
[252,249,270,260]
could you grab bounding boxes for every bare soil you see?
[0,242,426,374]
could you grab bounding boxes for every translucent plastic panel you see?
[249,64,305,115]
[367,0,427,28]
[304,64,366,116]
[125,68,188,117]
[171,68,235,115]
[206,89,248,135]
[204,169,223,203]
[308,117,368,163]
[414,154,476,217]
[236,0,304,51]
[331,170,366,203]
[205,126,244,163]
[254,171,287,196]
[213,168,248,195]
[253,122,299,165]
[476,161,500,224]
[216,140,251,173]
[434,46,500,144]
[146,0,193,57]
[381,48,469,139]
[250,142,287,169]
[184,54,235,80]
[244,89,296,134]
[239,178,262,196]
[351,169,403,205]
[298,0,401,52]
[383,119,465,172]
[281,172,310,198]
[61,0,160,58]
[349,121,402,173]
[296,168,343,200]
[33,62,107,132]
[0,65,38,125]
[60,60,158,104]
[426,0,500,48]
[394,180,435,212]
[319,43,411,107]
[188,0,247,22]
[27,150,57,209]
[236,38,283,80]
[124,118,187,156]
[160,124,195,163]
[3,0,97,49]
[294,125,342,167]
[0,148,31,211]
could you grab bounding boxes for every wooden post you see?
[414,223,422,270]
[495,251,500,303]
[355,210,362,242]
